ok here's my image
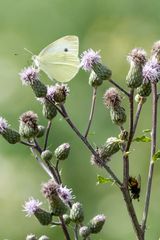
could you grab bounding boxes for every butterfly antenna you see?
[24,48,34,56]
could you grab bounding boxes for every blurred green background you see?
[1,0,160,239]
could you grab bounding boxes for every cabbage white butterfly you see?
[33,35,80,82]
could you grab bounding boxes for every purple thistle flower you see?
[80,49,101,71]
[0,117,8,134]
[19,66,39,85]
[143,57,160,83]
[23,197,42,217]
[57,185,74,204]
[127,48,147,65]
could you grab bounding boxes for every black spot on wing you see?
[64,48,68,52]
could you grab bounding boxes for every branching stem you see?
[141,83,158,234]
[84,87,97,138]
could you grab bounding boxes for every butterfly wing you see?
[37,35,80,82]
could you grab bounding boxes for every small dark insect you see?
[128,175,141,201]
[64,48,68,52]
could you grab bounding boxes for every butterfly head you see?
[32,55,40,69]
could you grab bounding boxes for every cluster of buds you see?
[103,87,126,126]
[80,49,112,87]
[126,44,160,101]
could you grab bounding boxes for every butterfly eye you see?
[64,48,68,52]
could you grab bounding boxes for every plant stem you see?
[141,83,158,234]
[44,120,52,150]
[109,79,130,97]
[132,98,144,136]
[60,105,122,187]
[121,189,144,240]
[123,89,134,187]
[30,147,53,178]
[20,140,35,148]
[84,87,97,138]
[59,216,71,240]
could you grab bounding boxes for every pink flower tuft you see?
[80,49,101,71]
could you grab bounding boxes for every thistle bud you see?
[41,99,57,120]
[103,137,121,157]
[26,234,37,240]
[89,214,106,234]
[37,125,45,138]
[151,40,160,62]
[79,226,91,238]
[126,48,147,88]
[63,214,71,225]
[89,71,103,87]
[90,147,109,168]
[34,208,52,225]
[19,67,47,97]
[41,150,53,161]
[70,202,84,223]
[47,84,70,104]
[135,94,146,104]
[92,62,112,81]
[54,143,70,160]
[118,130,128,141]
[0,117,20,144]
[42,179,68,216]
[103,87,121,109]
[137,82,151,97]
[80,49,112,80]
[19,111,39,139]
[110,106,127,126]
[23,197,52,225]
[38,236,49,240]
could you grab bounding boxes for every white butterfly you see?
[32,35,80,82]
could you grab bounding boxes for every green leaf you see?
[152,150,160,162]
[143,129,151,133]
[97,175,114,185]
[133,135,151,143]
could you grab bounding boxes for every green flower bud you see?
[79,226,91,238]
[89,71,103,87]
[52,84,70,103]
[34,208,52,225]
[63,214,71,225]
[70,202,84,223]
[103,137,121,157]
[26,234,37,240]
[137,82,151,97]
[37,125,46,138]
[31,79,47,98]
[19,111,39,139]
[41,150,53,161]
[103,87,121,109]
[54,143,70,160]
[135,94,147,104]
[38,236,49,240]
[151,41,160,63]
[92,62,112,80]
[118,130,128,141]
[110,106,127,126]
[90,147,109,168]
[126,48,146,88]
[42,179,68,216]
[50,197,68,216]
[89,214,106,234]
[2,128,20,144]
[42,100,57,120]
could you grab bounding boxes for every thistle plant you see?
[1,41,160,240]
